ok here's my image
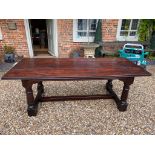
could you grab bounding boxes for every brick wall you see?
[57,19,82,58]
[103,41,145,53]
[57,19,120,57]
[0,19,125,60]
[102,19,118,42]
[0,19,29,60]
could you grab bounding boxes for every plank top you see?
[2,58,151,80]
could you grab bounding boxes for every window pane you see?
[78,19,87,30]
[88,32,96,36]
[129,31,137,36]
[120,31,128,36]
[131,19,138,30]
[78,32,87,37]
[121,19,131,30]
[89,19,97,30]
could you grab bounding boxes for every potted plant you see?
[3,45,15,63]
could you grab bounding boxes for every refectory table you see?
[2,58,151,116]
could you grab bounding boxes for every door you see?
[28,20,33,45]
[46,19,55,56]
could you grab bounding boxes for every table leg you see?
[119,78,134,111]
[106,78,134,111]
[22,80,40,116]
[106,80,121,108]
[37,81,44,94]
[106,80,113,89]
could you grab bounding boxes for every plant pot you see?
[4,53,15,63]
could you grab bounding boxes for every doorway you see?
[28,19,56,57]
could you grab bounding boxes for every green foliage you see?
[146,50,155,60]
[94,19,102,43]
[148,55,155,60]
[138,19,155,42]
[3,45,15,54]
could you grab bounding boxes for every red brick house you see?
[0,19,140,59]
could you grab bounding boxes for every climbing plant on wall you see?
[138,19,155,43]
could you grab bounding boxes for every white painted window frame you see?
[116,19,139,41]
[73,19,97,42]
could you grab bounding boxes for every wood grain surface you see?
[2,58,151,80]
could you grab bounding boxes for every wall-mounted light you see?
[8,23,17,30]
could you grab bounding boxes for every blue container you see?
[4,53,15,63]
[118,43,149,67]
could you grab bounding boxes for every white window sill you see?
[73,37,95,43]
[116,36,138,41]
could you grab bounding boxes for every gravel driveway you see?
[0,66,155,135]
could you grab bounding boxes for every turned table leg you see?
[22,80,39,116]
[106,78,134,111]
[106,80,113,89]
[37,81,44,94]
[118,78,134,111]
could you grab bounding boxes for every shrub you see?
[3,45,15,54]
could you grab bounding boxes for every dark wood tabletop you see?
[2,58,151,80]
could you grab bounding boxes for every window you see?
[116,19,139,41]
[73,19,98,42]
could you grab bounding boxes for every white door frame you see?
[24,19,58,57]
[24,19,33,58]
[53,19,58,57]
